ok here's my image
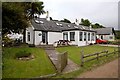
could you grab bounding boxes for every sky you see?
[40,0,119,30]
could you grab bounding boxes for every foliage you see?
[15,49,31,58]
[2,2,28,35]
[2,2,45,42]
[91,23,105,29]
[2,35,14,47]
[107,40,120,45]
[3,47,56,78]
[60,18,71,23]
[80,18,91,26]
[115,30,120,39]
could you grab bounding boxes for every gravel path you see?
[78,58,119,78]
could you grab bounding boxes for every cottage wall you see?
[48,32,62,44]
[26,26,34,44]
[34,31,42,45]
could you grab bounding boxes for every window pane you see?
[84,32,86,41]
[63,32,68,40]
[91,33,94,41]
[79,32,83,41]
[70,32,75,41]
[88,33,90,41]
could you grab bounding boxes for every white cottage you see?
[95,27,115,41]
[26,18,96,46]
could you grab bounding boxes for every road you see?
[78,58,119,78]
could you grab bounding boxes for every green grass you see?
[55,45,119,78]
[3,47,56,78]
[56,45,118,65]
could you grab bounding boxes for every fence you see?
[81,49,118,66]
[57,51,68,73]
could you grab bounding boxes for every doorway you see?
[42,31,48,44]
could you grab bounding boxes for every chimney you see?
[46,11,50,21]
[75,19,79,25]
[89,25,92,30]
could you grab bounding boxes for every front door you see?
[42,31,48,44]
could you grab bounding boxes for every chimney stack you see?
[89,25,92,30]
[75,19,79,25]
[46,11,50,21]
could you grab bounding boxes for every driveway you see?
[78,58,119,78]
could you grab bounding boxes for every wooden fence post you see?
[114,48,116,54]
[81,49,84,67]
[106,50,108,57]
[96,53,99,60]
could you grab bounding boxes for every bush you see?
[15,50,31,58]
[107,41,120,45]
[28,44,35,47]
[2,36,14,47]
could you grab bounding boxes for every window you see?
[79,32,83,41]
[70,32,75,41]
[84,32,87,41]
[27,32,30,41]
[109,36,113,39]
[101,35,103,40]
[63,32,68,40]
[68,25,70,27]
[74,26,78,28]
[88,33,90,41]
[91,33,95,41]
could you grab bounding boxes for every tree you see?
[60,18,71,23]
[91,23,105,29]
[2,2,45,43]
[80,18,91,26]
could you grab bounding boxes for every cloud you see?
[41,0,119,29]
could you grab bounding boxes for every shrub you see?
[107,41,120,45]
[15,50,31,58]
[2,36,14,47]
[28,44,35,47]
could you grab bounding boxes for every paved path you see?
[78,58,119,78]
[45,47,79,73]
[62,59,79,74]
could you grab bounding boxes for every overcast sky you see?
[40,0,119,30]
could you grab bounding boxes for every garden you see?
[2,45,119,78]
[2,47,56,78]
[55,45,119,78]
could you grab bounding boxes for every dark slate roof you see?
[94,27,115,35]
[31,18,96,32]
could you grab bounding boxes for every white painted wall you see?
[48,32,62,44]
[26,26,34,44]
[34,31,42,45]
[96,34,115,41]
[62,31,79,45]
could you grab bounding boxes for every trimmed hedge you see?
[15,50,31,58]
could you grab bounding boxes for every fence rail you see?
[81,49,118,66]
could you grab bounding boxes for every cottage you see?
[95,27,115,41]
[26,17,96,46]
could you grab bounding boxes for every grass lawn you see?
[55,45,119,78]
[3,47,56,78]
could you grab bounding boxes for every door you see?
[42,31,48,44]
